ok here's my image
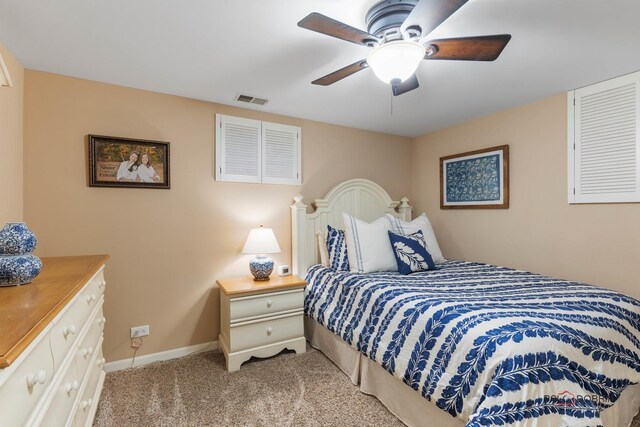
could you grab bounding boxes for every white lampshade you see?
[242,226,281,254]
[366,40,425,84]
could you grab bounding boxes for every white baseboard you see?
[104,341,218,372]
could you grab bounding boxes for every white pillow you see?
[383,213,445,264]
[316,232,329,267]
[342,213,397,273]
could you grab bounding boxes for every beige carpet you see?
[94,347,640,427]
[94,347,403,427]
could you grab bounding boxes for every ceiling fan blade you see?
[312,60,369,86]
[298,13,379,47]
[401,0,468,38]
[424,34,512,61]
[392,74,420,96]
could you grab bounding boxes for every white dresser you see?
[0,255,109,427]
[217,275,307,372]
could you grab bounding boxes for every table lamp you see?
[242,226,281,281]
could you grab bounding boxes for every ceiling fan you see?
[297,0,511,96]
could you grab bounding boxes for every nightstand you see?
[217,275,307,372]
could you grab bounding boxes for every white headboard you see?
[291,179,412,276]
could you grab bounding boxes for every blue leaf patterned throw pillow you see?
[388,230,436,275]
[326,225,350,271]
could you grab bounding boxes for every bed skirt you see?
[304,316,640,427]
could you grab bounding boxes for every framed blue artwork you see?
[440,145,509,209]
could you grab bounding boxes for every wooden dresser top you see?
[0,255,109,368]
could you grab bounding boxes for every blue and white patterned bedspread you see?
[304,261,640,427]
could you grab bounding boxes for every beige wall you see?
[0,42,23,224]
[21,69,639,361]
[411,94,640,299]
[23,70,412,362]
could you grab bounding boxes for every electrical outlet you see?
[130,325,150,338]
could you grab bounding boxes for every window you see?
[215,114,301,185]
[568,71,640,203]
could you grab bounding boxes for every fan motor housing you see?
[365,0,419,41]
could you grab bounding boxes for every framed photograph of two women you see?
[440,145,509,209]
[88,135,170,189]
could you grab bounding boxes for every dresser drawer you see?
[34,353,81,427]
[230,289,303,322]
[86,268,106,301]
[230,313,303,352]
[50,297,95,372]
[79,268,104,314]
[0,330,55,427]
[75,345,105,427]
[75,305,105,379]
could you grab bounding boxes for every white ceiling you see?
[1,0,640,137]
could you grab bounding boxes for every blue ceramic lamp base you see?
[249,255,274,281]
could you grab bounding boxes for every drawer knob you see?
[65,380,79,394]
[266,300,273,308]
[98,280,106,289]
[26,370,47,388]
[98,317,106,327]
[266,327,273,336]
[82,347,94,358]
[81,398,93,410]
[86,294,97,304]
[63,324,77,338]
[97,358,106,367]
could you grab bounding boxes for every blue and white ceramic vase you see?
[0,222,42,286]
[0,255,43,286]
[249,255,274,281]
[0,222,37,255]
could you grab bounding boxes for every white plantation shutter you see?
[569,71,640,203]
[215,115,302,185]
[216,115,261,183]
[262,121,301,185]
[0,53,12,87]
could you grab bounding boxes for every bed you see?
[291,179,640,427]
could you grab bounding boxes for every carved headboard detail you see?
[290,179,412,276]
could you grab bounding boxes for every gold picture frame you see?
[88,135,170,189]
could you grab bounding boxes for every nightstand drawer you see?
[230,289,303,322]
[229,313,303,352]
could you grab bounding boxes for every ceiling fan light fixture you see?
[366,40,425,84]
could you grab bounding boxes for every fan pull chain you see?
[390,92,394,115]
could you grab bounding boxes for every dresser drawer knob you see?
[62,325,77,338]
[80,398,93,410]
[65,380,79,394]
[86,294,97,304]
[97,358,106,367]
[98,280,106,289]
[26,370,47,388]
[82,347,94,358]
[266,300,273,308]
[266,327,273,336]
[98,317,106,327]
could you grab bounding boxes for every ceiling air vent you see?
[235,94,269,106]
